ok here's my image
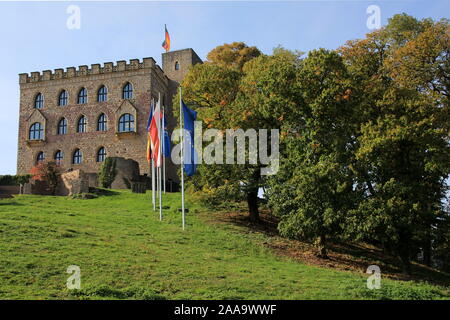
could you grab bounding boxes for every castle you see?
[16,49,202,184]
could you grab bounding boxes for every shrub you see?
[98,157,117,189]
[30,162,61,195]
[0,174,31,186]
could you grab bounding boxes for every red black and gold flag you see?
[162,25,170,52]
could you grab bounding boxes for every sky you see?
[0,0,449,174]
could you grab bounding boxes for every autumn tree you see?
[206,42,261,71]
[340,14,450,273]
[178,44,298,221]
[31,161,61,195]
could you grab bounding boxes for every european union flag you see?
[182,100,197,177]
[163,115,171,158]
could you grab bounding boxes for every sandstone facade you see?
[57,169,90,196]
[17,49,202,183]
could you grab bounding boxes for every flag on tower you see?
[162,25,170,52]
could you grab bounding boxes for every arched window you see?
[72,149,82,164]
[77,116,87,133]
[78,88,87,104]
[57,118,67,135]
[118,113,134,132]
[29,122,43,140]
[97,113,107,131]
[54,150,63,165]
[122,82,133,99]
[97,85,107,102]
[175,61,180,70]
[97,147,106,162]
[34,93,44,109]
[58,90,68,106]
[36,151,45,164]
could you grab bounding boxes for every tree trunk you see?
[246,168,261,222]
[398,235,412,275]
[423,208,433,267]
[400,253,412,275]
[423,237,432,267]
[247,189,259,222]
[318,234,328,259]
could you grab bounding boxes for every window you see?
[72,149,82,164]
[97,85,107,102]
[36,152,45,164]
[97,113,107,131]
[77,116,87,133]
[58,90,68,106]
[78,88,87,104]
[122,82,133,99]
[29,122,43,140]
[34,93,44,109]
[57,118,67,135]
[118,113,134,132]
[54,150,63,165]
[97,147,106,162]
[175,61,180,70]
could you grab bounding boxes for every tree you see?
[179,44,300,221]
[16,174,31,194]
[99,157,117,189]
[206,42,261,71]
[31,161,61,195]
[340,14,450,273]
[267,49,358,257]
[386,18,449,105]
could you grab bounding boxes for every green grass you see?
[0,190,448,300]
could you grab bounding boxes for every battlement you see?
[19,57,159,84]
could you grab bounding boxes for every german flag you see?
[162,25,170,52]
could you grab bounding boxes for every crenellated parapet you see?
[19,57,159,84]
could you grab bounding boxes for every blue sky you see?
[0,0,448,174]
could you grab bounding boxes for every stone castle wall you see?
[17,49,202,183]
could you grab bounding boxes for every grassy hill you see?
[0,190,448,300]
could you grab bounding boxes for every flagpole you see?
[162,104,166,194]
[158,93,163,221]
[180,87,185,230]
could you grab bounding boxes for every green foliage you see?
[267,48,357,257]
[354,281,447,300]
[0,174,32,186]
[339,14,450,273]
[98,157,117,189]
[177,43,278,221]
[0,175,17,185]
[70,284,166,300]
[179,17,450,272]
[206,42,261,71]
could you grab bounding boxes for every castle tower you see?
[160,49,203,184]
[162,48,203,85]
